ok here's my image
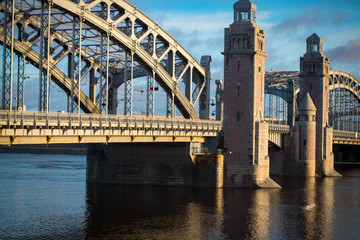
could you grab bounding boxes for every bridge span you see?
[0,111,222,145]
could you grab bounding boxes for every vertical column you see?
[146,35,154,117]
[124,51,133,116]
[2,0,15,111]
[166,50,174,118]
[105,36,109,115]
[185,68,192,104]
[215,80,223,121]
[166,93,174,118]
[17,24,25,109]
[287,79,296,126]
[146,72,155,116]
[70,17,81,113]
[199,56,211,120]
[89,68,96,103]
[123,19,133,116]
[98,3,108,114]
[39,2,51,112]
[99,34,105,113]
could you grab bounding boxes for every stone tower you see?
[222,0,279,187]
[298,93,317,176]
[299,33,340,177]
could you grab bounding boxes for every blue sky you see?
[129,0,360,80]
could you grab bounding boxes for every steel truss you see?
[0,0,210,119]
[264,70,360,132]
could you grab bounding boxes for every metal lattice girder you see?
[123,51,133,115]
[38,1,50,112]
[166,92,174,118]
[2,0,14,110]
[17,23,25,108]
[199,55,211,119]
[146,71,155,116]
[69,16,83,113]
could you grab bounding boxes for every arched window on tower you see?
[243,38,248,49]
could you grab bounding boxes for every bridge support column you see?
[86,143,224,188]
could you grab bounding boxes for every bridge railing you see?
[0,110,223,133]
[268,123,290,133]
[333,130,359,139]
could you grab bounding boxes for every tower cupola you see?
[233,0,257,24]
[306,33,323,54]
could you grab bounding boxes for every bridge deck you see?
[0,111,222,145]
[2,110,358,146]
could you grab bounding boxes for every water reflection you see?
[85,185,227,240]
[247,189,281,240]
[1,153,359,239]
[84,175,357,240]
[273,176,340,240]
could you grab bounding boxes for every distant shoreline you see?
[0,144,87,155]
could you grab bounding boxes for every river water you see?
[0,153,359,240]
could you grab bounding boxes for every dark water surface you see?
[0,153,360,240]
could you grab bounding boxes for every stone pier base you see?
[87,143,224,188]
[318,127,341,177]
[224,163,280,188]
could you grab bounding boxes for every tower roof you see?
[299,93,317,111]
[234,0,257,11]
[306,33,323,44]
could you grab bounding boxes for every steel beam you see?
[38,2,51,112]
[2,0,15,111]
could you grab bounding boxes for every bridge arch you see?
[1,0,208,119]
[264,70,360,131]
[329,70,360,131]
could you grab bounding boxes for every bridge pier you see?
[86,143,224,188]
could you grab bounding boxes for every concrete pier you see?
[87,143,224,188]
